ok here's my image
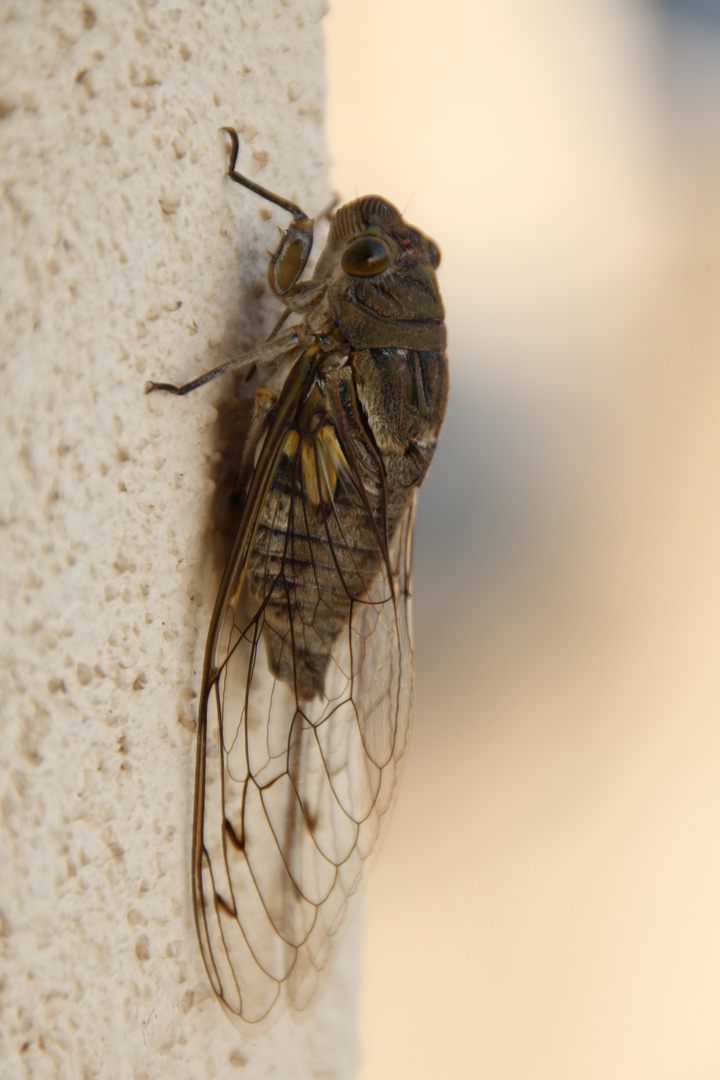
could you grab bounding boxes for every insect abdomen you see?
[244,345,447,704]
[247,471,388,703]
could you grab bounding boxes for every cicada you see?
[148,129,448,1030]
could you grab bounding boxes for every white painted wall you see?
[0,2,360,1076]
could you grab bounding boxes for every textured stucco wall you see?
[0,2,360,1076]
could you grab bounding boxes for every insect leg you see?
[146,328,303,396]
[220,128,315,299]
[221,128,310,225]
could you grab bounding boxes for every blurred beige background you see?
[326,2,720,1077]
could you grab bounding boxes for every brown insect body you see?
[148,132,448,1029]
[245,195,447,703]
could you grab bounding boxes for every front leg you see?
[221,127,316,299]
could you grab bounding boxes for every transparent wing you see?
[192,366,415,1029]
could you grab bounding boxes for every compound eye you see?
[427,240,441,269]
[341,235,391,277]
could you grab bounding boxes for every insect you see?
[147,128,448,1029]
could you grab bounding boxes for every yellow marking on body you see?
[302,441,321,506]
[282,429,300,457]
[302,425,348,507]
[318,424,348,487]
